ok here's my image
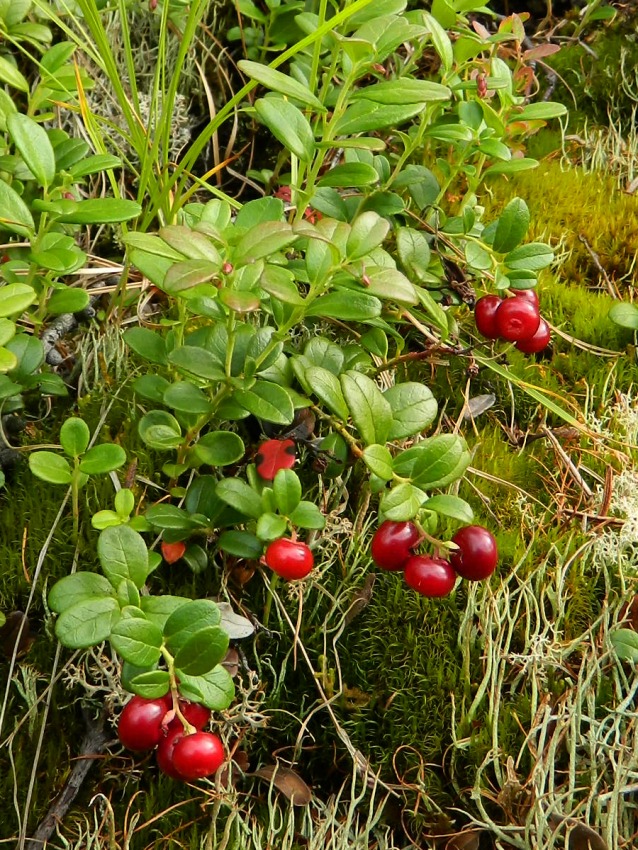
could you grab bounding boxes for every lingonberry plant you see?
[31,0,570,800]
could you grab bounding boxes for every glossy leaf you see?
[54,597,120,648]
[163,599,222,654]
[194,431,245,466]
[97,525,149,590]
[362,444,394,480]
[238,60,326,110]
[60,417,90,457]
[124,327,168,365]
[255,97,315,161]
[234,380,294,425]
[28,451,72,485]
[79,443,127,475]
[341,371,392,446]
[492,197,530,253]
[0,181,34,236]
[216,477,264,519]
[305,291,382,321]
[138,410,182,450]
[168,346,225,381]
[422,494,473,522]
[334,101,423,135]
[505,242,554,271]
[380,483,427,521]
[110,617,163,667]
[177,665,235,711]
[273,468,302,516]
[305,366,350,421]
[384,383,437,440]
[48,572,115,614]
[350,78,450,104]
[174,625,229,675]
[7,113,55,188]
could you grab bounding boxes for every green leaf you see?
[55,597,120,649]
[350,79,451,104]
[234,380,294,425]
[484,158,539,176]
[305,291,382,321]
[610,628,638,663]
[0,54,28,92]
[28,451,72,485]
[609,302,638,330]
[317,163,379,188]
[68,153,122,178]
[396,228,431,282]
[138,410,182,450]
[60,417,90,458]
[288,500,325,529]
[55,198,142,224]
[177,665,235,711]
[163,381,212,414]
[0,180,34,236]
[304,366,349,421]
[492,197,530,253]
[194,431,245,467]
[423,11,453,72]
[0,283,36,318]
[124,327,168,365]
[216,477,263,519]
[48,572,115,614]
[365,268,418,305]
[139,595,190,631]
[380,483,427,521]
[346,211,390,260]
[7,113,55,188]
[515,102,567,121]
[422,494,473,522]
[133,375,170,403]
[168,345,225,382]
[97,525,149,590]
[341,371,392,446]
[255,97,315,162]
[110,617,163,667]
[116,578,141,608]
[79,443,126,475]
[384,383,438,440]
[237,60,326,111]
[464,242,492,272]
[217,530,263,558]
[163,599,222,655]
[128,669,171,699]
[505,242,554,271]
[334,101,424,135]
[273,468,302,516]
[362,444,394,480]
[146,503,202,531]
[256,512,288,541]
[394,434,470,489]
[174,625,229,676]
[233,221,296,266]
[47,288,90,315]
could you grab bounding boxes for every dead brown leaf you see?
[253,763,312,805]
[0,611,34,658]
[548,815,608,850]
[445,829,482,850]
[222,647,240,677]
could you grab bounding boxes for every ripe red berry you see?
[118,695,171,752]
[511,288,539,308]
[371,520,420,571]
[474,295,503,339]
[171,731,225,780]
[449,525,498,581]
[157,726,185,779]
[255,438,296,481]
[495,297,540,342]
[264,538,314,580]
[515,318,551,354]
[161,540,186,564]
[168,700,211,732]
[403,556,456,597]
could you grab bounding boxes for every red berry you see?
[161,541,186,564]
[403,556,456,597]
[118,695,171,752]
[264,538,314,580]
[371,520,420,571]
[474,295,503,339]
[168,700,211,732]
[515,318,551,354]
[171,731,225,780]
[495,298,540,342]
[255,439,296,481]
[450,525,498,581]
[157,726,185,779]
[511,288,539,308]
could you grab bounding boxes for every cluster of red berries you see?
[371,521,498,597]
[474,289,551,353]
[118,694,225,781]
